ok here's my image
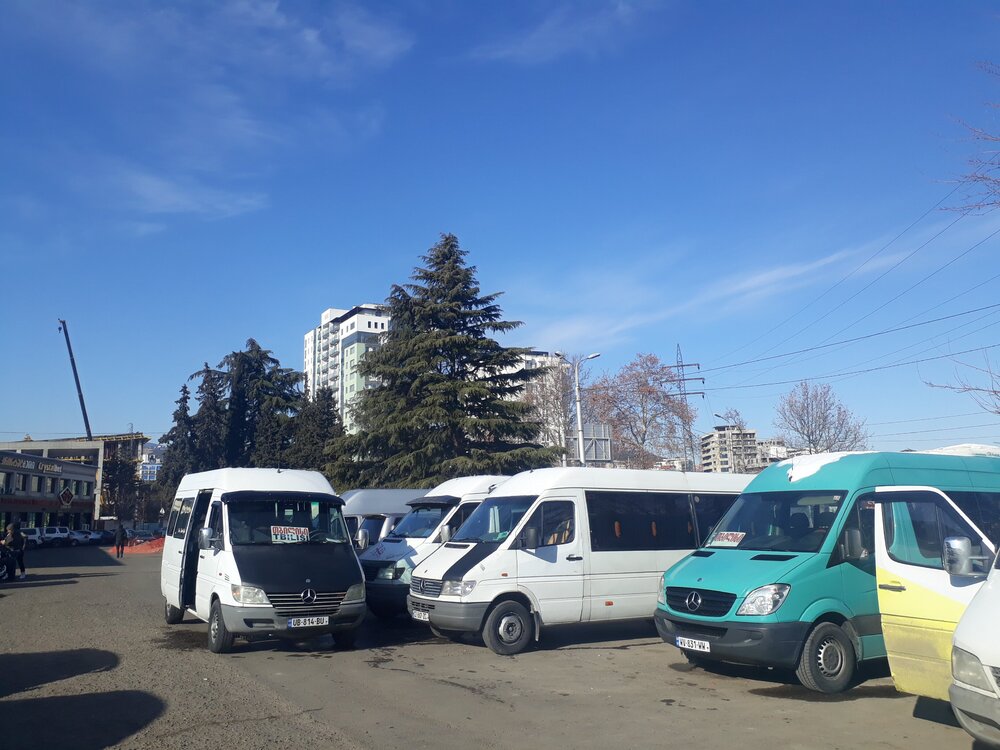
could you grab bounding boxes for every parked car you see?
[42,527,71,546]
[21,528,45,548]
[131,530,156,545]
[95,529,115,545]
[67,530,92,546]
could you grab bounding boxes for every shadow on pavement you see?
[913,696,961,727]
[25,546,123,569]
[0,649,119,698]
[0,691,164,749]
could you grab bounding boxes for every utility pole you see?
[58,319,93,440]
[676,345,705,470]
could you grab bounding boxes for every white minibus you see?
[160,469,366,653]
[359,475,508,617]
[407,467,752,654]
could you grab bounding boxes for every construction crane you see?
[57,319,93,440]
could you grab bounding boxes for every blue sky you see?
[3,1,1000,451]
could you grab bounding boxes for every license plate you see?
[676,636,710,653]
[287,616,329,628]
[411,610,429,622]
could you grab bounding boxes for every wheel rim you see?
[816,635,845,679]
[497,613,524,644]
[210,612,220,642]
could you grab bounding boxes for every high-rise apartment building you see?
[303,304,390,432]
[701,424,759,473]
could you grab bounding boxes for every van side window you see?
[834,495,875,568]
[586,491,695,551]
[447,503,480,539]
[884,491,991,574]
[173,497,195,540]
[948,491,1000,547]
[207,504,223,538]
[165,497,183,537]
[692,494,738,545]
[522,501,575,547]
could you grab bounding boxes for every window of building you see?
[15,473,27,491]
[32,475,43,492]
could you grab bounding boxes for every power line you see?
[702,342,1000,392]
[868,411,984,426]
[871,422,1000,438]
[698,302,1000,375]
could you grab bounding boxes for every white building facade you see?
[701,424,759,473]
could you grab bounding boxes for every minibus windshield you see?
[386,506,447,539]
[228,496,350,545]
[453,496,537,544]
[705,490,847,553]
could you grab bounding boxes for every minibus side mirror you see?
[841,528,864,561]
[439,526,452,544]
[521,526,539,550]
[356,529,370,551]
[944,536,989,577]
[198,527,214,551]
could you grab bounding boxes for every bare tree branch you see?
[774,381,868,454]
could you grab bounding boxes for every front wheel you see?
[482,600,534,656]
[164,598,183,625]
[796,622,856,693]
[208,599,235,653]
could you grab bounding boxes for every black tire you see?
[208,599,235,653]
[70,539,78,547]
[164,598,183,625]
[333,628,358,649]
[795,622,856,693]
[0,560,11,582]
[482,600,534,656]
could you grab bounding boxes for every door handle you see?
[566,554,583,561]
[878,582,906,592]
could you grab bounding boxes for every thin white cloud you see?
[473,1,652,65]
[112,166,268,219]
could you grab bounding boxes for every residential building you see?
[303,304,390,432]
[701,424,759,473]
[140,443,165,483]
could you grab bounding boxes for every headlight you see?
[736,584,790,616]
[343,583,365,602]
[952,647,995,693]
[375,563,403,580]
[657,574,667,606]
[441,580,476,597]
[231,584,269,605]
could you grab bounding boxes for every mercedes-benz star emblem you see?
[685,591,702,612]
[301,588,317,604]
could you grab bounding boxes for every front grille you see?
[410,600,435,613]
[266,591,347,618]
[666,587,737,618]
[410,577,443,598]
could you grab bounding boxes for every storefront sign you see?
[0,456,64,474]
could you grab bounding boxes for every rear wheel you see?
[164,598,183,625]
[208,599,235,653]
[796,622,855,693]
[482,600,534,656]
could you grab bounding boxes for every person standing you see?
[114,524,127,559]
[3,523,26,580]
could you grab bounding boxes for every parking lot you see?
[0,546,983,750]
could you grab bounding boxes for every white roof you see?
[921,444,1000,458]
[423,475,510,500]
[492,467,753,497]
[341,488,428,515]
[176,469,336,497]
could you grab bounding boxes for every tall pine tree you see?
[190,363,227,472]
[328,234,558,488]
[285,387,344,472]
[156,385,196,499]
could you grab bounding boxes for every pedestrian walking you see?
[115,524,127,559]
[2,523,27,579]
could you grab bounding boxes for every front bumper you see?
[950,683,1000,747]
[407,594,489,632]
[654,606,810,669]
[220,601,367,636]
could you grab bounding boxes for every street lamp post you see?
[576,353,601,466]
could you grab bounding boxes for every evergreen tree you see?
[328,233,558,488]
[219,339,301,466]
[285,387,343,472]
[156,385,196,499]
[190,362,227,472]
[251,407,291,468]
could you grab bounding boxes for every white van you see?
[341,488,428,549]
[406,467,752,654]
[951,561,1000,747]
[160,469,366,653]
[359,476,509,617]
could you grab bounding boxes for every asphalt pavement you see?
[0,546,984,749]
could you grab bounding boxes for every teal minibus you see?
[654,450,1000,693]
